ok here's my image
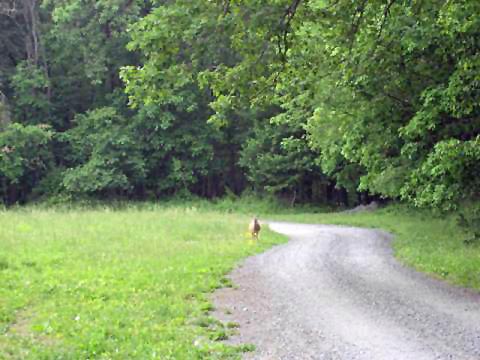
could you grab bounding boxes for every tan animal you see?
[248,217,261,240]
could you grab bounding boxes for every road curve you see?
[213,222,480,360]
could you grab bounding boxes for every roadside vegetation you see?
[271,204,480,292]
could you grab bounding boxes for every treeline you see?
[0,0,479,211]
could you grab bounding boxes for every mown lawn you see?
[0,205,286,359]
[271,205,480,292]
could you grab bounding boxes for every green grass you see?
[268,205,480,291]
[1,199,479,359]
[0,205,286,359]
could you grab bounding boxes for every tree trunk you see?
[0,91,11,128]
[290,188,297,207]
[21,0,51,98]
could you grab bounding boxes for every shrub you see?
[0,123,54,204]
[62,107,145,196]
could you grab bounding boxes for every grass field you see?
[1,199,479,359]
[0,204,286,359]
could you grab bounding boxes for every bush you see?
[62,107,145,196]
[0,123,54,204]
[401,137,480,211]
[457,203,480,245]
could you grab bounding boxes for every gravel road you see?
[213,222,480,360]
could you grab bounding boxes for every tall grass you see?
[34,193,332,216]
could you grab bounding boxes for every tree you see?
[62,107,145,196]
[121,0,250,198]
[1,0,479,208]
[203,0,480,209]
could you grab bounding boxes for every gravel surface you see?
[213,222,480,360]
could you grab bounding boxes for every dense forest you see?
[0,0,478,211]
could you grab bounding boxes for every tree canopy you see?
[0,0,478,210]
